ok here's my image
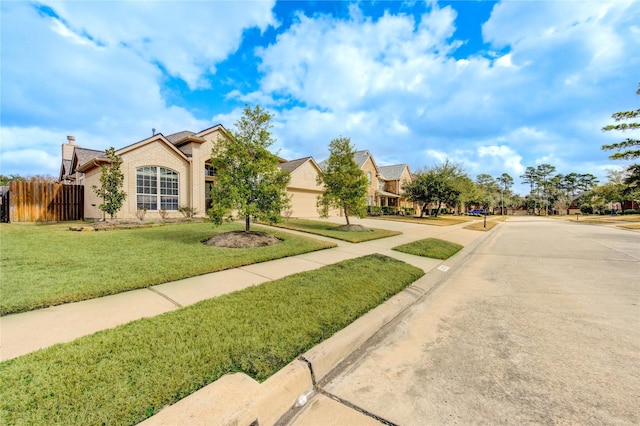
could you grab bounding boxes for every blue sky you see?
[1,0,639,194]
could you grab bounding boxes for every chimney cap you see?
[67,136,75,143]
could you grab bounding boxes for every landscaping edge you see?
[142,226,494,426]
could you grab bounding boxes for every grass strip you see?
[273,218,401,242]
[371,215,468,226]
[463,216,507,231]
[0,254,424,425]
[0,222,335,315]
[393,238,463,260]
[618,223,640,229]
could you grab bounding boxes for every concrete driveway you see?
[284,217,640,425]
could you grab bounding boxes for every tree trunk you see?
[420,203,427,218]
[434,201,442,217]
[245,215,250,232]
[344,205,350,225]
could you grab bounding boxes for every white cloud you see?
[1,148,60,178]
[39,0,278,89]
[2,0,638,192]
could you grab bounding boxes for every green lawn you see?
[393,238,463,260]
[0,222,335,315]
[273,218,401,242]
[0,254,424,425]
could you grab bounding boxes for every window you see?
[136,166,179,210]
[205,164,217,177]
[367,172,372,184]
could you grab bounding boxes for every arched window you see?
[136,166,179,210]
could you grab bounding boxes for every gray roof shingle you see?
[165,131,195,144]
[379,164,407,180]
[279,157,311,173]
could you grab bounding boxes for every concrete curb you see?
[144,228,495,425]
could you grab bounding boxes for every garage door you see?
[286,190,321,218]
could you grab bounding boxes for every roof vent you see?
[152,128,156,136]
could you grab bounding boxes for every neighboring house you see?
[378,164,413,211]
[59,126,335,220]
[61,125,230,220]
[319,150,413,213]
[278,156,327,218]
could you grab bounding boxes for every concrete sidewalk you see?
[1,217,491,425]
[1,217,483,361]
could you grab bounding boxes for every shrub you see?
[623,209,639,215]
[402,207,415,216]
[580,205,593,214]
[135,207,147,221]
[178,205,197,218]
[159,209,169,220]
[367,206,382,216]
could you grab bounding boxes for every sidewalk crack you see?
[147,287,183,308]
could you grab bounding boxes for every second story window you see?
[205,164,217,177]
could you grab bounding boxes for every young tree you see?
[209,105,290,232]
[92,147,127,220]
[316,136,368,225]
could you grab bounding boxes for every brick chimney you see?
[62,135,75,161]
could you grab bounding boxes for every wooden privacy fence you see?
[8,181,84,222]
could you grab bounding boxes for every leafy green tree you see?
[405,160,465,217]
[209,105,290,232]
[404,171,433,217]
[475,173,500,211]
[317,136,368,225]
[0,174,26,186]
[452,174,476,214]
[92,147,127,220]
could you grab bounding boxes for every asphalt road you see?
[286,217,640,425]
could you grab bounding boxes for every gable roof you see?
[165,131,195,144]
[279,157,312,173]
[379,164,409,181]
[116,133,189,160]
[353,150,371,168]
[74,147,106,166]
[318,149,379,173]
[279,156,323,174]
